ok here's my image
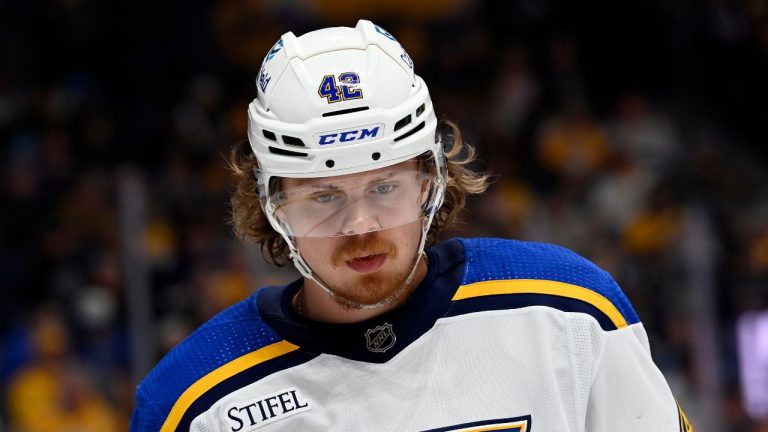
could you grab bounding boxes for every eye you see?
[370,183,397,195]
[314,192,340,203]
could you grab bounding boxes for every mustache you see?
[331,234,398,267]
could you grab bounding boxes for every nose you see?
[336,196,382,236]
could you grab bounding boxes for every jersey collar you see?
[257,239,465,363]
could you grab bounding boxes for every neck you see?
[297,256,428,324]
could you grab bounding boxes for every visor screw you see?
[325,159,335,168]
[372,152,381,161]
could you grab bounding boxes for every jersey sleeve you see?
[129,385,164,432]
[584,317,693,431]
[127,292,292,432]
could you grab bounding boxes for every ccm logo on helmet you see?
[315,124,382,146]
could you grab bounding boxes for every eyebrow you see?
[309,184,340,191]
[304,172,399,190]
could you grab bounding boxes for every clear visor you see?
[267,167,438,238]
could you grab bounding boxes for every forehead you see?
[281,160,418,189]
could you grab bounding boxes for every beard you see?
[323,231,418,309]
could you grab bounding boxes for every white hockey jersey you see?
[130,238,693,431]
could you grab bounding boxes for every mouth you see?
[345,253,387,273]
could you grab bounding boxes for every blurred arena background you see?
[2,0,768,430]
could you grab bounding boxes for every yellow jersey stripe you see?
[160,339,300,432]
[458,420,528,431]
[452,279,628,329]
[677,401,693,431]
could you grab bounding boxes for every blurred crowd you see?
[2,0,768,430]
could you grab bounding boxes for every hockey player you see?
[130,20,693,431]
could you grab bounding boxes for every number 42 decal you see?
[318,72,363,103]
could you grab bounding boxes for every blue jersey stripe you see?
[448,291,618,331]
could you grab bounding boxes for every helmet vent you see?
[325,160,335,168]
[393,121,425,142]
[394,115,412,132]
[263,130,277,141]
[268,146,308,157]
[282,135,305,147]
[416,103,425,117]
[322,106,369,117]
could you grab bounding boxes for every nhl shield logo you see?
[365,322,396,353]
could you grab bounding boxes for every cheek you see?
[296,237,335,266]
[390,223,422,259]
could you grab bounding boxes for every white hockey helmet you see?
[248,19,439,179]
[248,19,446,239]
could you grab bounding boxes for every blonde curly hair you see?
[228,121,488,265]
